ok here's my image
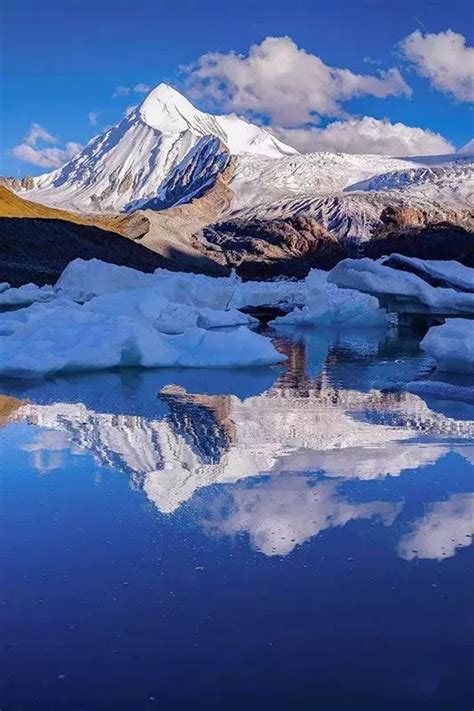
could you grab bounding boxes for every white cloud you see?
[24,122,58,147]
[12,139,82,169]
[88,111,99,127]
[272,116,454,155]
[113,83,151,98]
[184,36,412,126]
[400,30,474,101]
[133,82,151,93]
[12,122,83,168]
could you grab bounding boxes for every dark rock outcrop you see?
[0,217,212,287]
[364,223,474,267]
[196,215,346,278]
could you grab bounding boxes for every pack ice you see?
[270,269,389,328]
[328,256,474,317]
[0,259,299,378]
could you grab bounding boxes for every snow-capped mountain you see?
[228,151,474,238]
[25,83,296,212]
[458,139,474,155]
[18,82,473,242]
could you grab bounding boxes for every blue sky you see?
[1,0,473,175]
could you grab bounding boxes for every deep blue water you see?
[1,327,473,710]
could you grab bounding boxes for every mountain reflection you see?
[2,328,474,559]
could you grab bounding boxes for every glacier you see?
[421,319,474,374]
[17,81,473,247]
[23,84,296,213]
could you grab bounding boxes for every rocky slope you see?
[0,216,185,286]
[0,185,147,238]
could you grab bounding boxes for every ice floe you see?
[1,255,473,378]
[382,254,474,293]
[0,299,284,378]
[0,259,297,377]
[54,258,304,309]
[420,319,474,373]
[271,269,389,328]
[329,257,474,317]
[0,283,55,308]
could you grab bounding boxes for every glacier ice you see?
[382,254,474,293]
[420,319,474,374]
[328,257,474,317]
[0,300,284,378]
[0,283,55,308]
[2,255,473,379]
[271,269,389,328]
[0,259,297,378]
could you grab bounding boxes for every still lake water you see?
[1,326,473,710]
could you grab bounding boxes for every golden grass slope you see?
[0,186,148,238]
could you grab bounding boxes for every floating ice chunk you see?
[329,258,474,317]
[420,319,474,373]
[0,283,55,308]
[271,269,388,328]
[55,258,305,311]
[383,254,474,293]
[84,289,257,334]
[55,258,157,301]
[0,300,284,378]
[229,278,306,310]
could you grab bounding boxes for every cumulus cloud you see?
[12,123,82,169]
[113,82,151,98]
[400,29,474,101]
[272,116,454,155]
[88,111,99,127]
[24,122,58,147]
[184,36,412,126]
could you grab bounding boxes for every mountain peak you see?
[458,138,474,155]
[139,83,203,133]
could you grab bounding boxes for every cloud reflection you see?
[201,476,401,556]
[398,493,474,561]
